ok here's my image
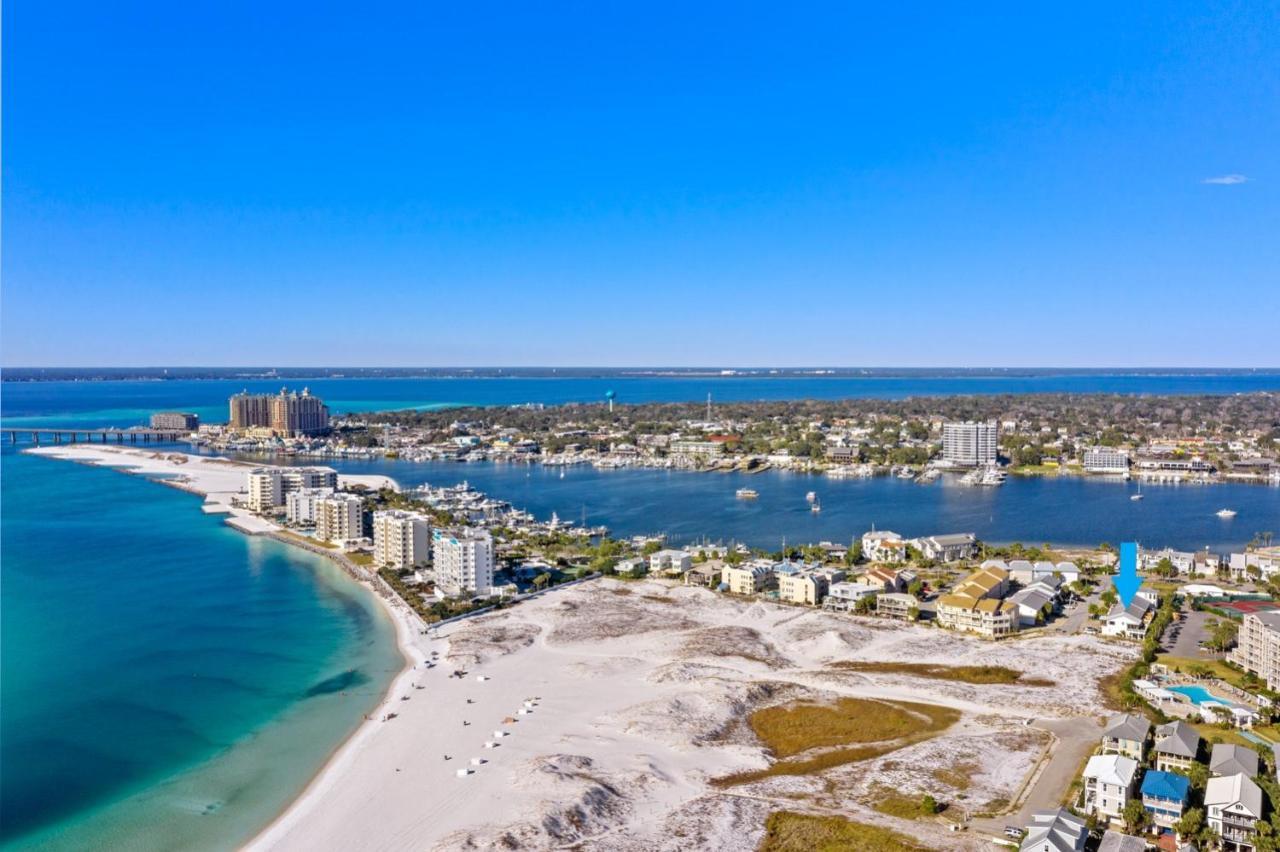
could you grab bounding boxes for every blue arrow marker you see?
[1114,541,1142,608]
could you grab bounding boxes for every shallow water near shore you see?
[0,447,403,850]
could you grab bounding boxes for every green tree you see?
[919,794,939,816]
[1173,806,1203,839]
[1122,799,1147,834]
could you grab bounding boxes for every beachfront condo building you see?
[286,487,335,525]
[433,528,494,598]
[149,411,199,430]
[942,420,998,467]
[229,388,330,436]
[1230,610,1280,691]
[373,510,431,569]
[315,494,365,544]
[246,466,339,512]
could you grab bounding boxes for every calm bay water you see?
[247,456,1279,554]
[1,373,1278,848]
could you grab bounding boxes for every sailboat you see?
[810,497,822,514]
[1130,482,1143,501]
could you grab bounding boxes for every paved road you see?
[971,715,1100,839]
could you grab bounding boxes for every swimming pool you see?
[1169,685,1234,706]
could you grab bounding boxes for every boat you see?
[810,498,821,513]
[1216,508,1238,518]
[735,488,759,500]
[978,466,1006,486]
[1131,483,1143,501]
[805,491,817,503]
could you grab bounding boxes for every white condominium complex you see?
[432,528,495,598]
[286,487,335,525]
[373,510,431,569]
[315,494,365,544]
[1083,446,1130,473]
[1230,611,1280,690]
[942,420,998,467]
[246,466,338,512]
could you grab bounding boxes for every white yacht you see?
[1216,508,1237,518]
[735,488,759,500]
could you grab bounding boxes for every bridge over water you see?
[2,428,192,445]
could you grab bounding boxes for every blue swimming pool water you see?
[1168,685,1233,706]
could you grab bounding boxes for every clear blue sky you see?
[3,2,1277,367]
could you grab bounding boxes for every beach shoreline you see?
[23,444,425,850]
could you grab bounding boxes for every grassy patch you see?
[751,697,924,758]
[347,552,374,566]
[712,698,960,787]
[833,661,1054,687]
[868,786,939,819]
[931,760,978,791]
[1157,655,1249,691]
[759,812,929,852]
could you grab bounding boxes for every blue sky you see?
[3,2,1277,367]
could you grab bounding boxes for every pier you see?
[2,427,190,445]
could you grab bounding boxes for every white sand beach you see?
[246,578,1131,852]
[25,445,397,525]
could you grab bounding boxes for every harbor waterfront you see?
[0,445,404,850]
[232,454,1279,554]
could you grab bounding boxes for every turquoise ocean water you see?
[0,448,402,850]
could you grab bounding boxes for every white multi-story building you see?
[372,510,431,569]
[861,530,907,563]
[1230,610,1280,691]
[1082,754,1139,824]
[1083,446,1130,474]
[722,561,774,595]
[286,487,334,525]
[942,421,998,467]
[433,528,494,598]
[246,466,338,512]
[315,494,364,544]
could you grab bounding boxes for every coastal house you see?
[615,557,648,578]
[1102,597,1156,640]
[648,549,692,577]
[1210,744,1260,779]
[861,530,908,563]
[822,581,880,612]
[861,565,905,592]
[1153,721,1201,773]
[722,562,773,595]
[684,562,722,588]
[776,571,831,606]
[912,532,977,563]
[1205,772,1263,851]
[1008,586,1056,627]
[1082,753,1140,824]
[875,592,918,621]
[1230,546,1280,580]
[1019,807,1087,852]
[1101,714,1151,760]
[1140,769,1190,829]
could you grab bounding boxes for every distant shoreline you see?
[6,366,1280,383]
